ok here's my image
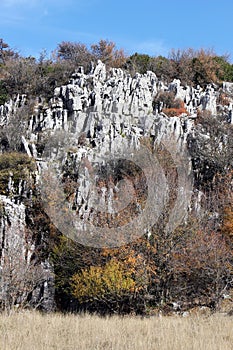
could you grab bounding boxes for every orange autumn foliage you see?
[163,100,189,117]
[222,206,233,242]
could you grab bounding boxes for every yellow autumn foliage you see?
[71,259,137,303]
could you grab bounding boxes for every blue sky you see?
[1,0,233,61]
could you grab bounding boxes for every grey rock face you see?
[0,61,232,309]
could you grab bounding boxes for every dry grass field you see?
[0,311,233,350]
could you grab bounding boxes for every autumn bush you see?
[91,39,127,68]
[153,91,189,116]
[153,91,176,111]
[71,259,139,314]
[168,229,233,308]
[162,102,188,117]
[52,235,155,314]
[222,206,233,243]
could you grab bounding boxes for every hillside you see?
[0,55,232,315]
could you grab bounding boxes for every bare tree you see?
[91,39,127,68]
[0,226,49,313]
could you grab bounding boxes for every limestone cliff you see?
[0,61,232,310]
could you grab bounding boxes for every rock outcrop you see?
[0,60,232,310]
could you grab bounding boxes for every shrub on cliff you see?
[0,81,8,105]
[153,91,189,116]
[0,152,35,195]
[187,115,233,187]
